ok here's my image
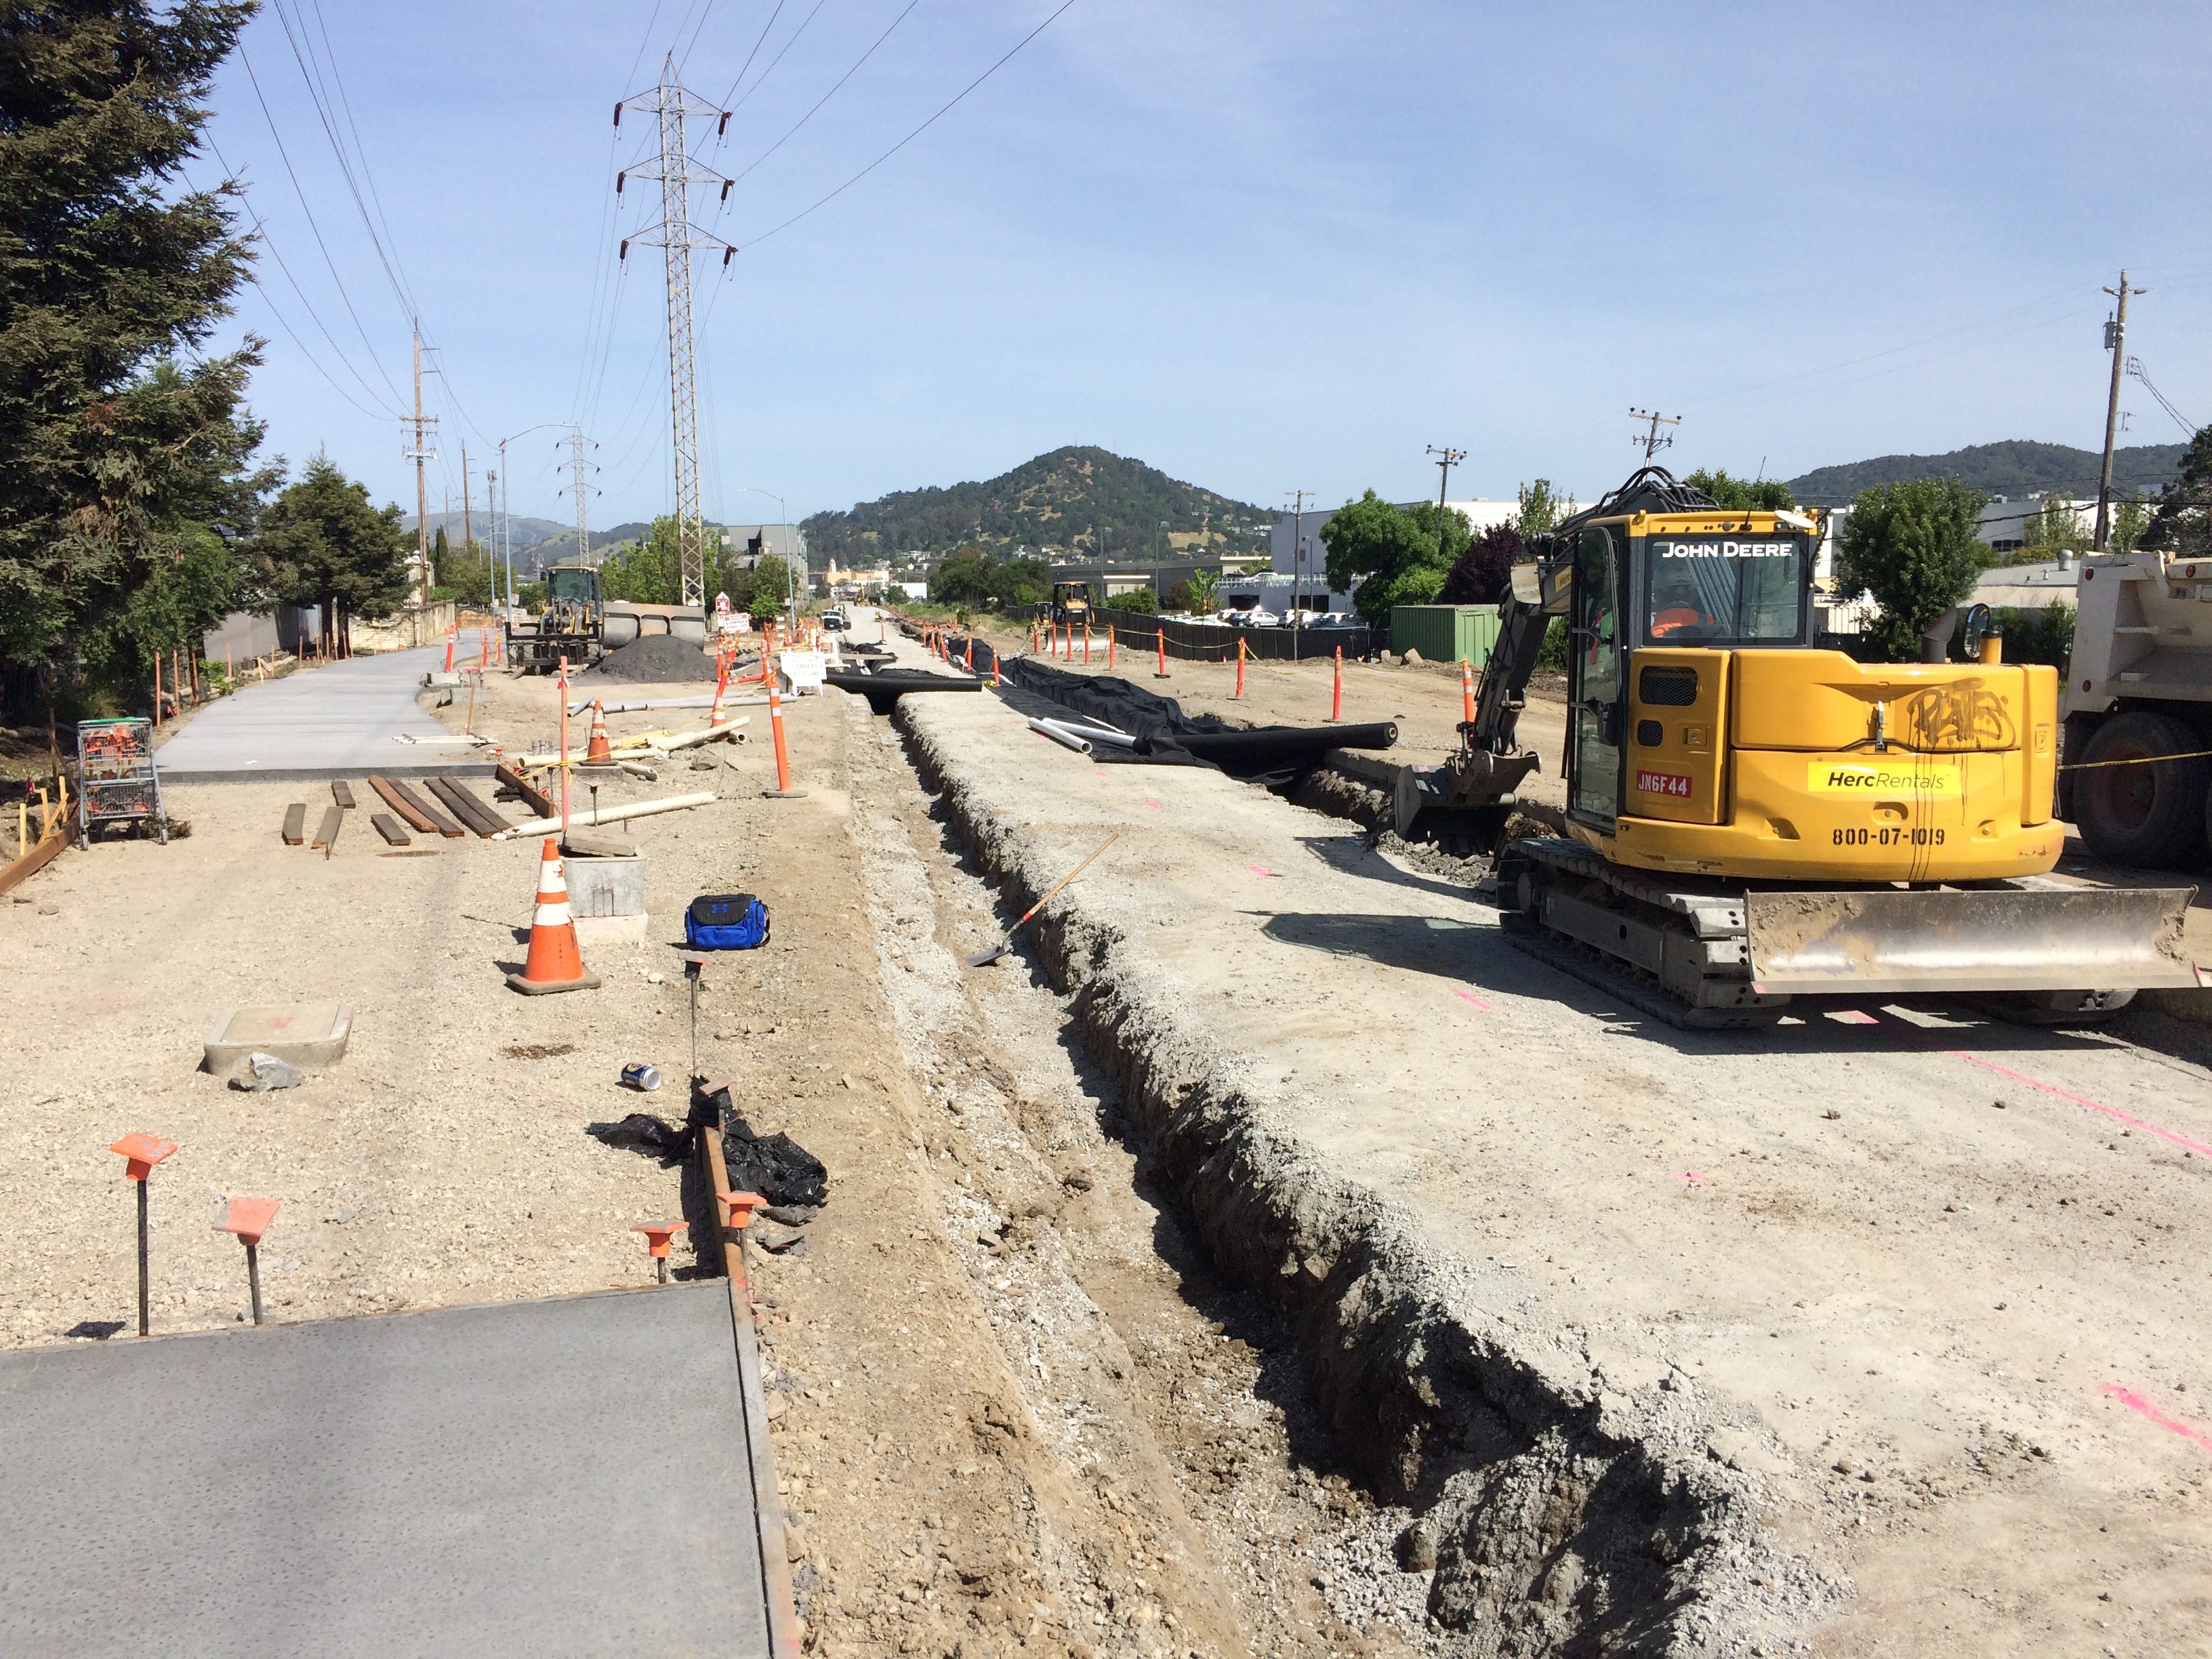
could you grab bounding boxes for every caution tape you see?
[2057,745,2212,772]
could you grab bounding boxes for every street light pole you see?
[497,422,573,616]
[736,485,795,630]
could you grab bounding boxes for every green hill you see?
[800,445,1273,565]
[1787,440,2186,507]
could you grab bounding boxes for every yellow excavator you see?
[1395,468,2198,1025]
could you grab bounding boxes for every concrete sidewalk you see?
[0,1284,778,1658]
[155,639,496,783]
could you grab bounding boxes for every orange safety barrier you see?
[1331,647,1343,722]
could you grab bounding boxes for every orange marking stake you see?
[584,700,613,764]
[506,839,602,996]
[1107,626,1116,670]
[1154,627,1169,679]
[111,1132,177,1336]
[632,1220,690,1284]
[556,656,573,828]
[1331,645,1343,722]
[1235,636,1246,699]
[966,637,975,673]
[214,1196,282,1326]
[764,684,806,798]
[1083,621,1091,665]
[1461,655,1476,726]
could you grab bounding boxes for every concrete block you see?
[566,853,646,920]
[573,913,649,945]
[203,1003,352,1073]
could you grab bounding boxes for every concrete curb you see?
[890,691,1845,1653]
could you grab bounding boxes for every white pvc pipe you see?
[492,792,720,841]
[1040,718,1136,750]
[1028,718,1090,756]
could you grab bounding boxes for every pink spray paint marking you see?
[1143,800,1164,811]
[1452,987,1492,1011]
[1676,1171,1704,1183]
[2102,1385,2212,1454]
[1846,1010,2212,1158]
[1946,1049,2212,1158]
[1248,864,1278,878]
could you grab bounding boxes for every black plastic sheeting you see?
[823,668,983,716]
[998,652,1395,783]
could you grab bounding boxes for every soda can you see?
[621,1062,663,1092]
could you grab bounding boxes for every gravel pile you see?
[586,634,718,682]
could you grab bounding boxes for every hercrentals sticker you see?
[1808,760,1961,795]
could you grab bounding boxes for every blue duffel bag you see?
[685,893,771,949]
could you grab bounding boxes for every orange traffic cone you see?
[585,699,613,763]
[708,660,732,731]
[506,840,601,995]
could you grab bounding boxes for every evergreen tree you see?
[1681,469,1796,512]
[2143,426,2212,560]
[1835,477,1989,661]
[0,0,268,705]
[251,454,410,653]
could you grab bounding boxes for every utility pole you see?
[1427,445,1467,564]
[559,431,597,568]
[402,322,438,609]
[616,58,735,610]
[2095,270,2148,551]
[1629,408,1679,461]
[1286,489,1313,660]
[462,445,473,556]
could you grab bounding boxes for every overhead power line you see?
[737,0,1078,251]
[729,0,920,188]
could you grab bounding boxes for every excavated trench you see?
[881,691,1843,1659]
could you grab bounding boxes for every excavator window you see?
[1641,535,1803,644]
[1570,527,1624,827]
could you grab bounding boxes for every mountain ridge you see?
[1784,439,2186,506]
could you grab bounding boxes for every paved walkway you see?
[155,638,496,782]
[0,1284,780,1658]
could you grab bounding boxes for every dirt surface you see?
[888,622,2212,1658]
[0,655,1450,1658]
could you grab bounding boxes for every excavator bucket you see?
[1744,883,2203,997]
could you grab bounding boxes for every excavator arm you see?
[1393,549,1572,846]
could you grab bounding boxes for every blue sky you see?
[197,1,2212,531]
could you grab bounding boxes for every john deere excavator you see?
[1395,468,2198,1025]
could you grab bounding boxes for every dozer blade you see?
[1744,884,2203,996]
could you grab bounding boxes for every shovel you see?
[966,833,1120,966]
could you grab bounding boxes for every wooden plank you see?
[698,1118,805,1659]
[0,831,66,899]
[438,777,512,838]
[424,775,504,839]
[367,775,460,837]
[370,813,411,846]
[495,760,556,819]
[331,780,356,810]
[310,804,344,851]
[386,777,467,838]
[281,803,307,845]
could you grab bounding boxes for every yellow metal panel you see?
[1732,651,2037,754]
[1604,745,2062,882]
[2022,663,2057,826]
[1624,647,1728,824]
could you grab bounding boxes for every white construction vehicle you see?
[2062,548,2212,867]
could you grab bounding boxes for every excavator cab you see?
[1395,467,2196,1027]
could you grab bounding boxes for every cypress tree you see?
[0,0,267,708]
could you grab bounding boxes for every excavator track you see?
[1494,838,1788,1029]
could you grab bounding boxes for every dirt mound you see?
[586,634,718,682]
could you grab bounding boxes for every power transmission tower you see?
[616,57,736,609]
[2095,270,2148,550]
[402,322,438,608]
[1629,408,1679,460]
[1427,445,1467,562]
[558,431,598,567]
